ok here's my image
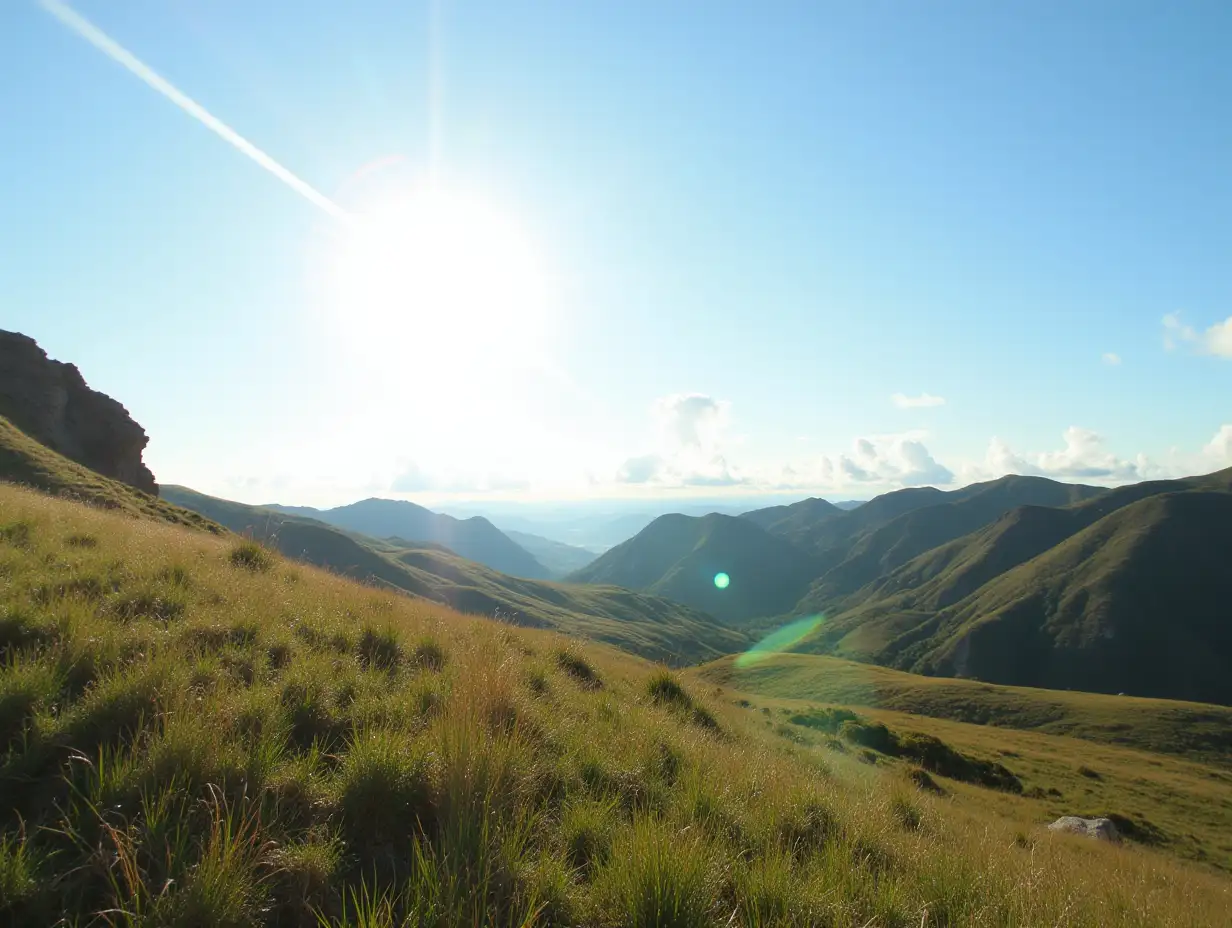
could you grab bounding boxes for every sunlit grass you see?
[0,483,1228,925]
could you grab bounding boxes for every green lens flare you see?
[734,615,824,668]
[713,572,730,589]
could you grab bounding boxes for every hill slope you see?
[696,652,1232,768]
[797,476,1108,611]
[0,415,221,533]
[569,512,819,623]
[1,482,1228,925]
[794,476,1232,704]
[269,497,549,578]
[901,490,1232,703]
[163,486,745,664]
[504,529,598,577]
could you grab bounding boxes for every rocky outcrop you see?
[1047,816,1121,843]
[0,331,156,493]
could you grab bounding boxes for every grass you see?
[0,414,222,534]
[718,682,1232,873]
[160,485,750,666]
[699,651,1232,767]
[0,483,1229,926]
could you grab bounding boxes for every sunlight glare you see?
[331,185,552,368]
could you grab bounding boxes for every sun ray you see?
[38,0,347,222]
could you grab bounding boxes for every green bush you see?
[556,647,602,689]
[228,541,273,572]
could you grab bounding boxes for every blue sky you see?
[4,0,1231,505]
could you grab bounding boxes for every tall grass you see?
[0,484,1228,926]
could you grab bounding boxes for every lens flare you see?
[713,572,730,589]
[734,615,823,668]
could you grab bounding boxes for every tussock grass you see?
[0,484,1228,925]
[229,539,275,572]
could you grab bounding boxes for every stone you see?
[0,330,157,493]
[1047,816,1121,843]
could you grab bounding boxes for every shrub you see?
[0,522,33,550]
[732,847,797,927]
[890,792,923,831]
[335,731,435,860]
[0,657,59,750]
[561,798,617,873]
[556,647,602,689]
[593,818,715,928]
[228,541,273,572]
[265,836,342,923]
[412,636,447,672]
[0,830,40,912]
[838,719,895,754]
[906,766,944,795]
[646,671,692,710]
[357,624,403,672]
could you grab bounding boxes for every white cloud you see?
[616,454,664,485]
[652,393,729,453]
[1162,312,1197,350]
[1202,317,1232,358]
[768,433,953,491]
[1102,352,1122,366]
[891,392,946,409]
[979,427,1144,482]
[616,393,746,488]
[1205,425,1232,466]
[1163,312,1232,357]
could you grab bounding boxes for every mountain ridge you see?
[266,496,550,579]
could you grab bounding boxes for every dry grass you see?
[0,483,1228,926]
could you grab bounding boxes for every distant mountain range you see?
[569,512,820,624]
[503,530,598,577]
[162,486,745,665]
[572,469,1232,705]
[266,498,551,579]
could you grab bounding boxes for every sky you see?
[4,0,1231,507]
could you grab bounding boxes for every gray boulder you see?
[1047,816,1121,843]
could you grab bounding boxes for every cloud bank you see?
[891,392,946,409]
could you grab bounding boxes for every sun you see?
[329,184,553,375]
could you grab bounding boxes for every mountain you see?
[791,469,1232,705]
[267,497,550,579]
[797,475,1106,611]
[0,414,221,534]
[739,496,841,531]
[744,476,1102,566]
[579,476,1105,627]
[568,512,819,624]
[0,330,156,492]
[504,529,598,577]
[164,486,746,664]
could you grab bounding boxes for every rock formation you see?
[0,330,157,493]
[1047,816,1121,843]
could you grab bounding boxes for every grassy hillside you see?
[739,496,841,532]
[797,476,1109,612]
[714,685,1232,874]
[0,415,221,534]
[2,484,1229,925]
[505,530,598,578]
[268,498,550,579]
[744,476,1102,564]
[162,486,745,665]
[569,513,818,624]
[697,653,1232,767]
[899,490,1232,703]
